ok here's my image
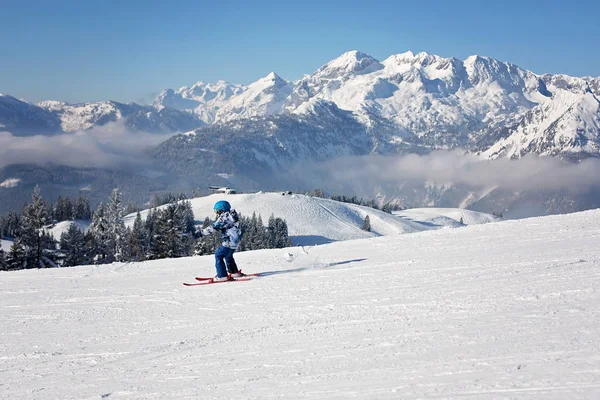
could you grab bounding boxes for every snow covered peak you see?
[212,72,293,122]
[264,71,281,80]
[291,97,341,117]
[464,55,498,80]
[463,55,510,80]
[396,50,415,59]
[382,51,415,66]
[414,51,439,63]
[180,80,245,102]
[37,100,69,111]
[253,72,288,88]
[153,80,246,124]
[542,74,594,95]
[462,54,545,99]
[314,50,383,78]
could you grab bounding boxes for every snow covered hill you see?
[125,193,498,245]
[393,207,498,227]
[1,208,599,399]
[47,220,91,241]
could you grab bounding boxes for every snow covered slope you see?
[394,207,498,227]
[0,239,12,251]
[483,91,600,159]
[47,220,91,240]
[1,209,599,399]
[127,193,496,245]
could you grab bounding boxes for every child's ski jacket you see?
[202,209,242,249]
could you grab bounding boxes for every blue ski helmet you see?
[213,200,231,214]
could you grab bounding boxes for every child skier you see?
[196,200,244,282]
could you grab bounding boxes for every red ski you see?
[195,270,260,281]
[183,276,253,286]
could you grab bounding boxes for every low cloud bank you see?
[290,150,600,195]
[0,121,175,170]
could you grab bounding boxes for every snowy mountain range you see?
[154,50,600,159]
[0,94,204,136]
[1,50,600,216]
[3,50,599,157]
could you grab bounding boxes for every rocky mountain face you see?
[0,95,62,136]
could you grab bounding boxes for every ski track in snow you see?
[1,210,600,399]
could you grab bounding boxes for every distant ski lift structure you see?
[209,186,237,194]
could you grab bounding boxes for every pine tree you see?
[151,202,193,259]
[256,215,268,249]
[195,216,219,255]
[267,214,277,249]
[83,230,97,264]
[39,231,58,268]
[180,201,196,233]
[54,196,66,221]
[5,240,27,270]
[1,212,19,238]
[269,215,291,248]
[121,226,132,261]
[276,218,291,248]
[0,247,6,271]
[248,212,259,250]
[107,189,127,262]
[381,202,392,214]
[59,223,88,267]
[89,202,110,263]
[245,212,268,250]
[311,188,325,198]
[129,212,147,261]
[144,209,157,259]
[20,185,56,268]
[361,215,371,232]
[62,197,73,221]
[74,197,91,220]
[151,209,169,259]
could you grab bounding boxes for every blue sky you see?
[1,0,598,104]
